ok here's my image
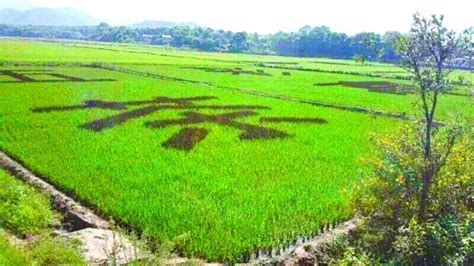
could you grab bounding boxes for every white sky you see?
[2,0,473,34]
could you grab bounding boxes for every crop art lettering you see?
[0,69,116,83]
[32,96,327,151]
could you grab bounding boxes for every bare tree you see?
[396,14,471,221]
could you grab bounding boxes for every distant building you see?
[161,34,172,43]
[141,34,154,43]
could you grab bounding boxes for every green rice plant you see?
[0,39,472,261]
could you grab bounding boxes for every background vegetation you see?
[0,23,438,61]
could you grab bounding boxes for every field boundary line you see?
[60,43,301,65]
[250,216,361,264]
[87,63,414,121]
[0,151,110,230]
[256,63,471,87]
[0,60,469,98]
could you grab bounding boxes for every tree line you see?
[0,22,404,61]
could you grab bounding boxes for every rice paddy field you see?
[0,38,472,261]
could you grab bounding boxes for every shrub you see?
[353,124,473,264]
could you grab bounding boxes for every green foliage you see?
[0,38,472,261]
[0,233,84,266]
[392,218,426,262]
[0,171,84,265]
[345,14,473,264]
[0,232,30,266]
[353,54,366,65]
[24,234,84,266]
[0,170,55,235]
[335,247,371,266]
[0,23,406,60]
[394,215,474,264]
[353,124,473,264]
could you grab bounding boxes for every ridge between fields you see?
[86,63,414,121]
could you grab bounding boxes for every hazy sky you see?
[2,0,473,34]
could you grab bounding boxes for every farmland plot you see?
[121,64,474,119]
[0,39,472,261]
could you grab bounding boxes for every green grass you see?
[0,169,84,265]
[0,38,472,261]
[0,169,54,235]
[0,232,30,266]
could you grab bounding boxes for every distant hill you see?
[128,20,199,29]
[0,7,100,26]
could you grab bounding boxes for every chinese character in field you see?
[33,95,326,151]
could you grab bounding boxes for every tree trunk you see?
[419,167,431,221]
[419,102,433,222]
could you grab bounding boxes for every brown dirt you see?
[162,127,209,151]
[260,117,327,124]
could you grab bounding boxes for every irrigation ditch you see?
[0,150,360,264]
[0,151,144,264]
[1,60,449,263]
